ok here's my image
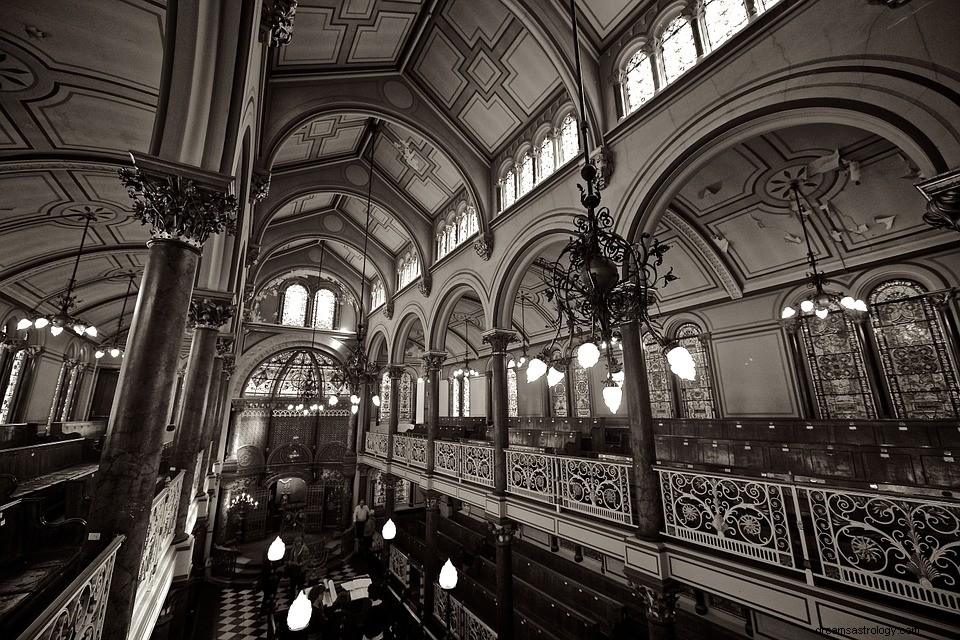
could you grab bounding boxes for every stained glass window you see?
[660,15,697,85]
[559,114,579,165]
[550,375,568,417]
[518,153,534,196]
[243,349,337,398]
[398,252,420,288]
[313,289,336,329]
[47,361,69,426]
[467,208,479,236]
[462,376,470,417]
[538,136,555,183]
[445,224,456,252]
[643,334,675,418]
[799,310,876,419]
[398,372,413,421]
[500,168,516,211]
[457,211,469,243]
[371,278,385,309]
[675,324,717,419]
[281,283,308,326]
[624,48,656,113]
[570,361,591,417]
[869,280,960,418]
[450,377,461,417]
[703,0,749,51]
[380,371,391,422]
[0,349,26,423]
[507,367,519,417]
[60,365,80,421]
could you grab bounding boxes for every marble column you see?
[421,352,445,476]
[619,320,662,539]
[85,154,235,640]
[202,348,231,474]
[383,473,398,518]
[386,365,403,462]
[484,370,493,425]
[490,521,517,640]
[640,583,680,640]
[481,330,516,494]
[423,490,440,620]
[172,297,234,540]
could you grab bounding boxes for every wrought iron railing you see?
[389,545,410,587]
[433,583,496,640]
[18,535,123,640]
[365,432,388,457]
[392,434,428,469]
[137,471,183,588]
[431,441,495,488]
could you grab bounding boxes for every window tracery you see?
[371,278,385,310]
[623,48,656,114]
[702,0,750,50]
[537,136,555,183]
[660,15,698,85]
[675,323,717,419]
[280,283,308,326]
[558,114,579,165]
[436,207,480,260]
[398,251,421,289]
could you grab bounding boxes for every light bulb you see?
[815,308,829,319]
[577,342,600,368]
[612,370,625,386]
[267,535,286,561]
[667,346,697,381]
[519,357,526,366]
[310,404,319,411]
[382,518,396,541]
[34,317,49,329]
[372,395,381,407]
[547,366,564,387]
[95,349,105,359]
[351,405,358,414]
[800,300,815,313]
[287,591,312,632]
[840,296,856,309]
[296,403,304,411]
[287,404,294,410]
[350,394,360,405]
[507,359,515,369]
[602,385,622,413]
[17,318,32,330]
[73,324,86,335]
[781,306,797,319]
[439,558,459,590]
[328,395,338,406]
[854,299,867,312]
[526,357,547,383]
[86,326,98,337]
[110,348,121,358]
[50,325,64,336]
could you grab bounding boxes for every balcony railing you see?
[434,583,497,640]
[435,441,495,487]
[137,471,183,599]
[365,432,388,457]
[392,434,427,469]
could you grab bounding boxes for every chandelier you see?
[526,0,694,411]
[451,313,481,378]
[287,241,328,415]
[331,121,383,410]
[95,273,136,359]
[18,211,99,338]
[777,176,867,321]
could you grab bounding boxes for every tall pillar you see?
[202,347,230,474]
[421,352,445,476]
[383,473,398,518]
[484,370,493,426]
[489,521,517,640]
[481,330,516,494]
[85,154,235,640]
[386,365,403,462]
[423,490,440,619]
[172,296,234,540]
[619,320,662,539]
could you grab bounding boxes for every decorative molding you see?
[916,169,960,235]
[245,243,261,268]
[488,520,518,544]
[418,274,432,298]
[216,335,235,356]
[189,298,235,330]
[481,329,517,355]
[388,365,404,381]
[591,146,614,191]
[421,351,446,372]
[119,153,237,250]
[661,210,742,299]
[640,584,680,624]
[250,171,271,203]
[384,299,395,320]
[474,232,493,261]
[260,0,298,46]
[222,355,236,380]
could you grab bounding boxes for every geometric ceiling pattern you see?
[273,113,368,167]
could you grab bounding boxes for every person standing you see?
[353,499,370,549]
[285,536,310,601]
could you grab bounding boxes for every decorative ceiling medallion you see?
[0,51,35,92]
[58,204,117,225]
[345,164,369,186]
[322,213,344,232]
[383,80,414,109]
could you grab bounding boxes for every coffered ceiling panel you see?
[274,114,367,166]
[340,195,410,254]
[375,121,463,214]
[569,0,638,42]
[273,193,338,221]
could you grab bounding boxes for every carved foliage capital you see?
[384,299,395,320]
[418,275,432,298]
[474,232,493,261]
[189,298,235,330]
[481,329,517,354]
[640,585,680,624]
[591,146,614,191]
[424,490,440,510]
[221,356,236,380]
[488,521,518,544]
[249,171,271,203]
[118,165,237,249]
[421,352,445,372]
[260,0,298,46]
[216,336,235,356]
[387,365,405,381]
[917,169,960,235]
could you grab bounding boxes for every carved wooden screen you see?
[869,280,960,418]
[799,309,876,419]
[676,324,717,419]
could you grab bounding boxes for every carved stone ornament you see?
[384,299,395,319]
[382,473,399,488]
[260,0,297,46]
[222,355,236,380]
[216,336,235,356]
[481,329,517,355]
[424,490,440,509]
[421,352,446,372]
[245,243,261,268]
[189,298,235,330]
[916,169,960,235]
[640,585,680,624]
[591,146,614,191]
[249,171,271,203]
[418,275,432,298]
[474,232,493,261]
[388,365,405,381]
[488,521,518,544]
[118,159,237,249]
[0,337,27,353]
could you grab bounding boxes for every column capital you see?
[481,329,517,354]
[418,274,432,298]
[119,153,237,250]
[421,351,446,372]
[216,335,235,356]
[249,171,271,204]
[221,355,236,380]
[424,490,440,510]
[916,168,960,234]
[189,297,236,330]
[387,365,405,380]
[474,232,494,261]
[382,472,399,488]
[487,520,518,544]
[633,582,681,625]
[260,0,298,46]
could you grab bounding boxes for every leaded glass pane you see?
[243,349,336,399]
[371,279,385,309]
[559,115,579,164]
[0,349,25,423]
[625,50,655,112]
[281,283,308,326]
[660,16,697,84]
[468,209,479,236]
[462,375,470,417]
[379,371,391,422]
[538,137,555,182]
[501,170,516,210]
[450,377,461,417]
[703,0,749,50]
[643,334,675,418]
[398,372,413,421]
[550,377,568,417]
[518,153,534,196]
[571,361,591,417]
[445,225,456,253]
[675,324,717,419]
[869,280,960,418]
[457,213,468,244]
[60,365,80,421]
[799,310,875,419]
[507,368,519,417]
[313,289,336,329]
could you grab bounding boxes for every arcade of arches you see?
[1,2,960,640]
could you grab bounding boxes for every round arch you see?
[228,335,353,400]
[427,275,491,352]
[391,308,429,363]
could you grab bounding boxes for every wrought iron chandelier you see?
[19,211,99,338]
[526,0,694,410]
[95,273,136,359]
[331,120,382,410]
[287,240,327,415]
[778,177,867,321]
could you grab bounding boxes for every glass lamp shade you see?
[854,299,867,312]
[296,403,304,411]
[439,558,459,590]
[86,326,98,337]
[351,405,359,414]
[50,325,64,337]
[34,317,49,329]
[328,395,338,406]
[814,307,829,319]
[799,299,815,313]
[612,370,625,386]
[382,518,396,541]
[546,366,564,387]
[287,404,295,410]
[17,318,32,330]
[526,357,547,383]
[95,349,105,359]
[602,384,622,413]
[519,357,526,366]
[372,395,381,407]
[840,296,856,309]
[310,404,319,411]
[781,306,797,319]
[577,342,600,368]
[267,536,286,562]
[666,346,697,381]
[72,324,86,335]
[110,347,121,358]
[287,591,312,632]
[350,394,360,405]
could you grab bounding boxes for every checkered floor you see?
[213,561,367,640]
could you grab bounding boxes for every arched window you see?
[623,47,656,114]
[660,15,698,85]
[550,373,568,417]
[0,348,27,423]
[869,280,960,418]
[643,334,675,418]
[702,0,750,51]
[380,371,391,422]
[371,278,385,310]
[313,289,336,330]
[500,167,517,212]
[571,360,591,417]
[242,348,338,399]
[445,224,456,252]
[518,152,535,196]
[467,208,479,237]
[537,136,555,183]
[675,324,717,418]
[436,230,446,260]
[280,283,309,326]
[558,114,579,165]
[457,211,469,243]
[398,252,420,289]
[398,371,413,421]
[507,365,519,417]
